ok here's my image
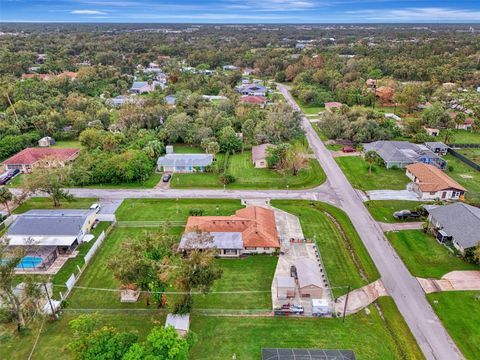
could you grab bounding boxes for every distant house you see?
[324,102,343,112]
[5,209,96,270]
[179,206,280,257]
[406,163,466,201]
[385,113,401,122]
[366,79,376,87]
[456,118,474,131]
[242,68,256,76]
[201,95,227,101]
[424,127,440,137]
[363,141,447,170]
[38,136,55,147]
[165,95,176,107]
[129,81,159,94]
[241,95,267,107]
[165,314,190,337]
[252,143,275,168]
[425,142,449,156]
[222,65,239,71]
[427,203,480,253]
[293,258,324,298]
[236,83,267,97]
[109,95,142,107]
[156,154,213,173]
[2,148,80,173]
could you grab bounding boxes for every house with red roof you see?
[240,95,267,108]
[324,102,343,112]
[2,148,80,173]
[179,206,280,257]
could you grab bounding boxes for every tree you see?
[0,239,42,332]
[474,242,480,265]
[443,129,456,145]
[218,126,242,153]
[394,84,422,113]
[286,142,308,176]
[0,187,13,215]
[68,314,138,360]
[123,326,194,360]
[23,161,73,207]
[364,150,380,175]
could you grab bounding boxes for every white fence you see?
[84,230,106,264]
[0,215,14,231]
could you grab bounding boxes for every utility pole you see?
[42,281,56,319]
[342,285,350,323]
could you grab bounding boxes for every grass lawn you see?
[386,230,478,278]
[365,200,427,223]
[336,156,410,191]
[428,291,480,360]
[51,140,81,148]
[194,256,277,311]
[13,197,97,214]
[444,154,480,204]
[440,130,480,144]
[326,143,344,151]
[171,152,326,190]
[272,201,379,297]
[0,312,162,360]
[116,198,243,222]
[457,148,480,163]
[190,297,423,360]
[292,96,325,115]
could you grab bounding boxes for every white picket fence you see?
[84,230,106,264]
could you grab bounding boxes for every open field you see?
[386,230,478,278]
[51,140,82,148]
[455,148,480,164]
[190,297,423,360]
[272,200,379,298]
[336,156,410,191]
[440,130,480,144]
[116,198,243,221]
[444,154,480,204]
[171,152,326,190]
[13,197,97,214]
[365,200,427,223]
[292,96,325,114]
[428,291,480,360]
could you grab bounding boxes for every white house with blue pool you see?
[157,153,213,173]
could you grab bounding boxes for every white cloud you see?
[345,7,480,21]
[71,10,108,15]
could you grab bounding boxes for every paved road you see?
[278,84,464,360]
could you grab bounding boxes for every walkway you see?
[333,280,388,315]
[418,271,480,293]
[378,222,424,232]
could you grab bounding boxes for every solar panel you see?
[261,348,356,360]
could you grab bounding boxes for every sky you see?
[1,0,480,23]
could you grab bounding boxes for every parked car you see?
[162,174,172,182]
[0,169,20,185]
[90,203,101,213]
[393,210,421,220]
[342,146,355,153]
[290,304,304,314]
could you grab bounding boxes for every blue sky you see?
[1,0,480,23]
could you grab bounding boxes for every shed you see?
[165,313,190,337]
[166,145,174,154]
[38,136,55,147]
[120,284,140,303]
[293,258,324,298]
[276,276,296,299]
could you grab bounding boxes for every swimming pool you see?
[16,256,43,269]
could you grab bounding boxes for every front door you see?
[441,192,446,199]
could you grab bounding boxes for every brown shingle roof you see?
[406,163,466,192]
[2,148,80,166]
[185,206,279,248]
[240,96,267,104]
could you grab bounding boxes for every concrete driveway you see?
[379,222,424,232]
[98,199,123,214]
[366,190,420,201]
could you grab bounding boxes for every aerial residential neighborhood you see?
[0,8,480,360]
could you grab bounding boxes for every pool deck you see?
[15,251,79,275]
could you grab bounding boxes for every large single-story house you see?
[324,102,343,112]
[179,206,280,257]
[363,141,447,169]
[240,95,267,107]
[129,81,159,94]
[252,143,275,168]
[157,154,213,173]
[236,84,267,97]
[406,163,466,201]
[2,148,80,173]
[427,203,480,253]
[293,258,324,298]
[5,209,96,270]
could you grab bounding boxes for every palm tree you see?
[0,187,13,215]
[364,150,379,175]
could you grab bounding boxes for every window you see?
[264,247,270,250]
[224,249,237,255]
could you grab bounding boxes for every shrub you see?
[448,165,454,172]
[219,174,235,185]
[189,208,204,216]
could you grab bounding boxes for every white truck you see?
[312,298,330,316]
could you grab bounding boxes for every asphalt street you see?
[278,84,464,360]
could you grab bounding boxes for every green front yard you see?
[444,154,480,204]
[272,200,379,298]
[13,197,97,214]
[365,200,427,223]
[171,152,325,190]
[293,96,325,114]
[456,148,480,163]
[428,291,480,360]
[336,156,410,191]
[440,130,480,144]
[386,230,478,278]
